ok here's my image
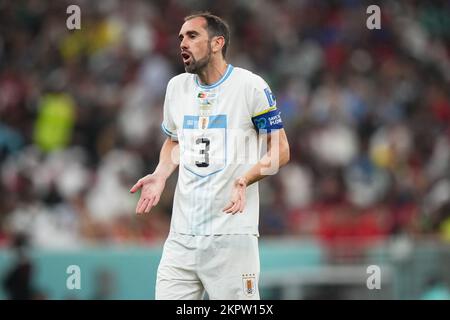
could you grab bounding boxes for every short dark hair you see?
[184,12,230,57]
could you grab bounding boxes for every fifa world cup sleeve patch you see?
[251,108,283,133]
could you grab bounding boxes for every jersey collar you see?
[194,64,234,89]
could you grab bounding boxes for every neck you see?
[197,58,228,86]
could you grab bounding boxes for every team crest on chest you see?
[199,116,209,129]
[242,273,257,296]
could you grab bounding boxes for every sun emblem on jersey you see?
[199,116,209,129]
[242,273,257,297]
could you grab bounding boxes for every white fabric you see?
[155,232,260,300]
[162,65,276,235]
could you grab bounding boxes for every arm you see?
[223,128,290,214]
[130,137,179,214]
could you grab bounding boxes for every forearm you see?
[243,130,290,186]
[153,138,179,180]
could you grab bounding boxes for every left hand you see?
[222,177,248,214]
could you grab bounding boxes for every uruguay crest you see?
[242,273,257,296]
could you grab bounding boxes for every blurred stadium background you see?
[0,0,449,300]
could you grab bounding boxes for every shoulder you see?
[232,67,270,90]
[233,67,276,110]
[166,73,194,91]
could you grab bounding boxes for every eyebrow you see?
[178,30,200,40]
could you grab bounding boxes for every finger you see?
[152,194,161,207]
[135,198,144,213]
[144,196,156,213]
[130,180,142,193]
[231,200,241,214]
[136,198,146,214]
[225,200,238,213]
[226,200,240,214]
[238,189,246,213]
[239,196,245,213]
[223,201,234,212]
[137,198,149,214]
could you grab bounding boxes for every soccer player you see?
[130,12,290,300]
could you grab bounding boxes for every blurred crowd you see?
[0,0,449,249]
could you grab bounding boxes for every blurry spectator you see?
[33,91,76,153]
[0,0,448,248]
[310,123,358,167]
[2,233,34,299]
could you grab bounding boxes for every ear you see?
[211,36,225,54]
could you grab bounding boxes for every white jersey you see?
[161,65,283,235]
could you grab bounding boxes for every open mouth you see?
[181,52,192,64]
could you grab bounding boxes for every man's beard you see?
[185,44,212,74]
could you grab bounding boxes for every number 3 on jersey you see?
[181,115,227,178]
[195,137,210,167]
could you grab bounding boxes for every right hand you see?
[130,174,166,214]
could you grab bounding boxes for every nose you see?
[180,38,188,51]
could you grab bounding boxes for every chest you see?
[170,84,252,131]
